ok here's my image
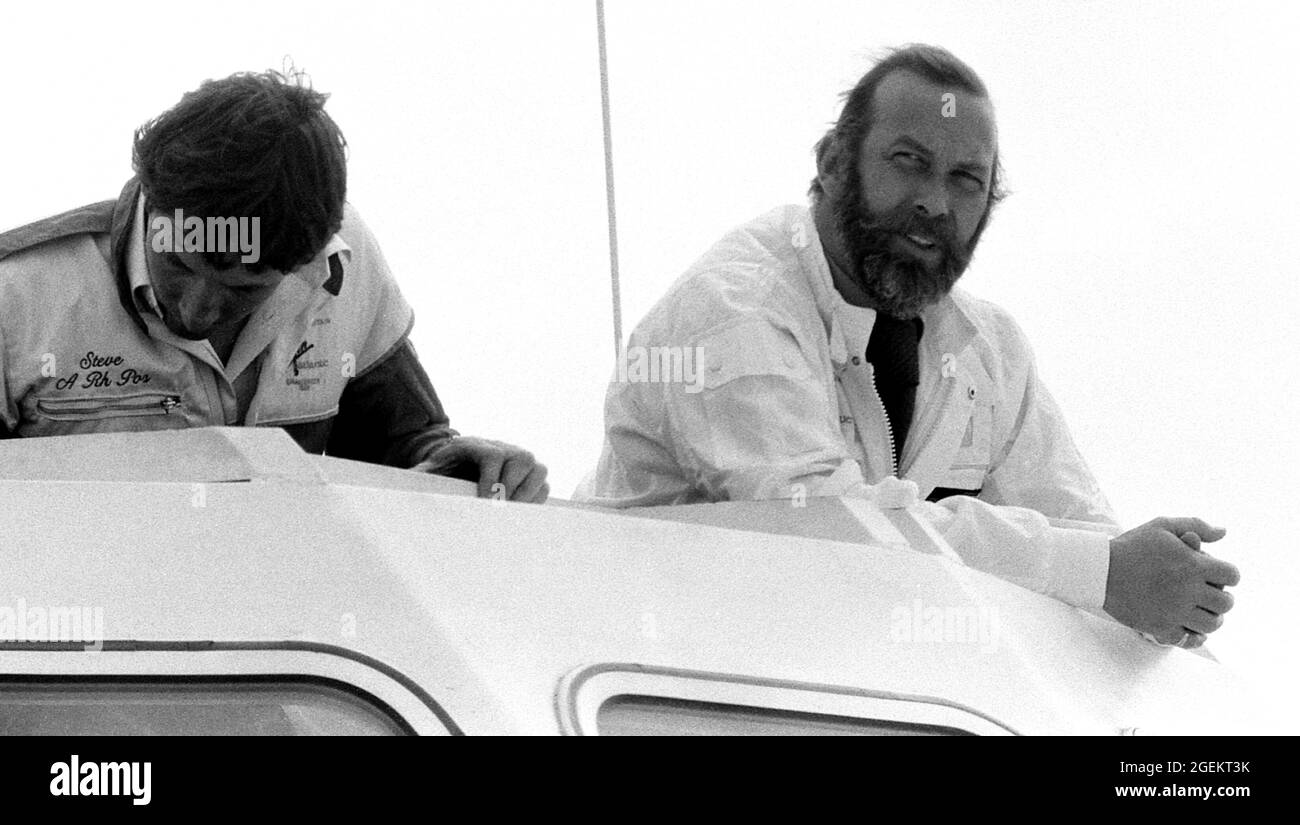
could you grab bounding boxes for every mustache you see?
[846,203,967,266]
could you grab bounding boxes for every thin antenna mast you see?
[596,0,624,358]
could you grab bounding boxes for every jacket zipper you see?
[37,394,184,417]
[866,364,897,478]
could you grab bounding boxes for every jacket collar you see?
[109,178,149,333]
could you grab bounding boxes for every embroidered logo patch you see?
[289,341,315,377]
[286,340,329,391]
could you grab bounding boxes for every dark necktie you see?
[865,314,923,468]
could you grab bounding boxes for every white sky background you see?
[1,0,1296,720]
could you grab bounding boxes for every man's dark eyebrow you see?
[890,136,933,157]
[892,135,990,177]
[954,160,991,177]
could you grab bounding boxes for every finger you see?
[1156,517,1226,542]
[1159,627,1189,646]
[1200,556,1241,588]
[512,463,549,503]
[1180,630,1207,650]
[1182,607,1223,636]
[499,453,535,499]
[509,465,546,504]
[1179,531,1201,552]
[476,452,506,499]
[1198,585,1234,616]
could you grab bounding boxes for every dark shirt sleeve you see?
[323,338,459,468]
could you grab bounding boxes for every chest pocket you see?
[35,392,184,421]
[940,400,993,492]
[26,391,189,437]
[699,323,811,391]
[692,323,828,474]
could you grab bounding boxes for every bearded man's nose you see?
[911,178,950,219]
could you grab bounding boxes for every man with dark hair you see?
[0,70,548,502]
[579,45,1237,647]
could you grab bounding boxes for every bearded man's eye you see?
[954,172,985,193]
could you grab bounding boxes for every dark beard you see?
[832,160,974,319]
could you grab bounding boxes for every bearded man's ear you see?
[815,132,846,196]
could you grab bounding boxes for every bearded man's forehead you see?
[861,71,997,171]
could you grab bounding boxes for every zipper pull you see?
[161,396,182,414]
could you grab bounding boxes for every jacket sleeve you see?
[917,494,1114,610]
[325,337,458,468]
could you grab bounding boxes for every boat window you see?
[0,677,411,736]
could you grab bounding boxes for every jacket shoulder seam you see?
[0,201,117,264]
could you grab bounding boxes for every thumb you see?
[1159,517,1226,543]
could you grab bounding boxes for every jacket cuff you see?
[405,429,460,469]
[1047,526,1111,610]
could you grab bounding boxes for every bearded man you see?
[577,44,1238,648]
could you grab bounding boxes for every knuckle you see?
[1210,567,1236,587]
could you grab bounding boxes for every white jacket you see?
[578,205,1121,610]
